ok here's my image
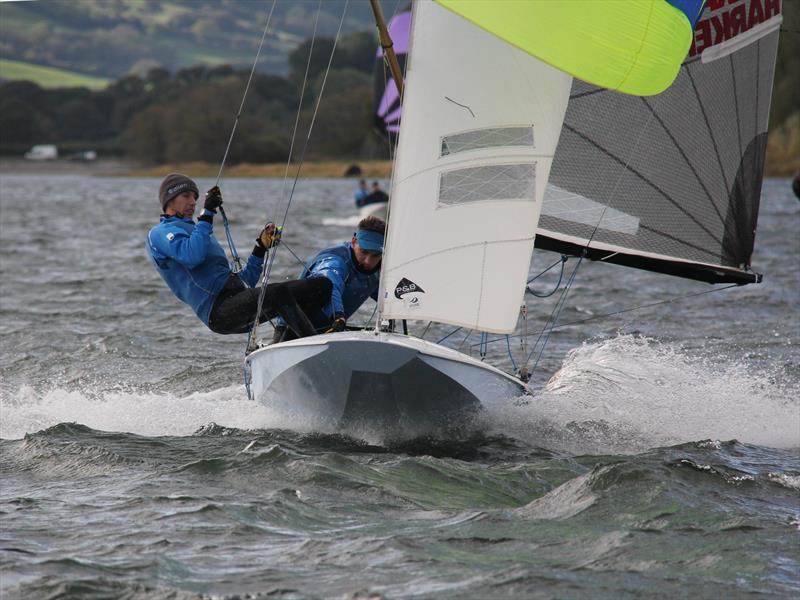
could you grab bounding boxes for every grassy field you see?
[0,59,109,90]
[123,160,393,179]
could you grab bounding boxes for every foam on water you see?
[0,385,281,439]
[3,335,797,450]
[485,335,800,453]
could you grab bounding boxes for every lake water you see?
[1,174,798,599]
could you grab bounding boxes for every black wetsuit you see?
[207,273,331,335]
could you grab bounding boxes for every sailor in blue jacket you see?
[147,173,331,336]
[273,216,384,343]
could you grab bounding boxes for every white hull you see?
[245,331,527,439]
[358,201,388,221]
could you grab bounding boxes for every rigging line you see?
[279,240,313,270]
[211,0,277,273]
[257,0,323,291]
[521,101,660,372]
[526,256,566,298]
[214,0,277,186]
[276,0,323,218]
[364,303,379,328]
[220,212,242,271]
[418,321,433,340]
[436,326,463,345]
[505,335,518,371]
[527,256,566,283]
[473,283,740,349]
[526,256,584,371]
[278,0,350,233]
[456,329,473,353]
[247,1,346,351]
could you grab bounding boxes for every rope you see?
[247,0,350,352]
[471,283,740,350]
[418,322,433,340]
[246,0,324,352]
[214,0,277,186]
[526,256,583,372]
[516,98,661,376]
[436,327,462,345]
[505,335,518,372]
[526,255,567,298]
[213,1,277,272]
[279,240,313,270]
[219,208,243,271]
[214,0,277,273]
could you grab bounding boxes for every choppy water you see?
[1,174,798,599]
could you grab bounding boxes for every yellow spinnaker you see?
[435,0,694,96]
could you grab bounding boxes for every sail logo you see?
[395,278,425,299]
[690,0,780,57]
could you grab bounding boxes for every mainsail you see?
[377,0,572,333]
[537,0,782,284]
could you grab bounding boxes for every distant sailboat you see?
[246,0,781,439]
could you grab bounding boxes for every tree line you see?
[0,31,388,163]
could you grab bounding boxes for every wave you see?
[0,384,280,440]
[483,334,800,454]
[2,335,798,454]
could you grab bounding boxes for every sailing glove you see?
[325,315,346,333]
[203,186,223,213]
[256,222,282,249]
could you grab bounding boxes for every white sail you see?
[378,0,571,334]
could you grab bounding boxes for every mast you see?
[369,0,406,332]
[369,0,405,98]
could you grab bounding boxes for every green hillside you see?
[0,0,400,79]
[0,59,109,90]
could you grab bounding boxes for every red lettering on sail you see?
[749,0,764,26]
[729,4,746,37]
[693,19,713,55]
[764,0,780,19]
[689,0,782,58]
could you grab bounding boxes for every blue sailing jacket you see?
[279,242,379,329]
[146,215,263,325]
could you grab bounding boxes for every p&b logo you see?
[394,277,425,299]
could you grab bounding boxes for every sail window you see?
[438,163,536,206]
[440,126,534,156]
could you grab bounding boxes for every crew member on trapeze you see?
[273,216,385,343]
[146,173,331,336]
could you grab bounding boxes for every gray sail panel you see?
[538,0,780,284]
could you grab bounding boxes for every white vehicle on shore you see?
[24,145,58,160]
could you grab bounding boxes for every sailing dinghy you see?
[245,0,780,438]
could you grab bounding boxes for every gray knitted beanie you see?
[158,173,199,211]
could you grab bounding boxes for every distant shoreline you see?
[0,158,392,179]
[0,153,795,179]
